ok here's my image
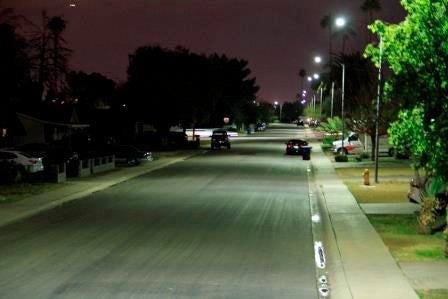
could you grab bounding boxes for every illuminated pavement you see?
[0,127,318,298]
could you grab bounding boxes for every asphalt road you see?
[0,126,318,299]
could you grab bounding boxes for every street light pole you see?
[341,63,345,154]
[374,35,383,183]
[330,81,335,118]
[319,83,323,118]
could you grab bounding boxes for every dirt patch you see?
[346,181,409,203]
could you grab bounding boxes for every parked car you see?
[0,149,44,173]
[332,133,397,156]
[211,130,231,150]
[255,122,267,131]
[285,139,309,155]
[15,142,80,174]
[332,133,363,155]
[111,144,152,166]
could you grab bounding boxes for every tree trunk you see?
[444,212,448,257]
[370,133,376,161]
[418,196,437,235]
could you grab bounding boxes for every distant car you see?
[0,149,44,173]
[225,130,239,137]
[285,139,308,155]
[255,122,267,131]
[211,130,231,150]
[112,144,152,166]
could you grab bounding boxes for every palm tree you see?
[333,20,356,55]
[361,0,382,43]
[298,68,306,97]
[320,14,332,60]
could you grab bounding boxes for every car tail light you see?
[28,159,38,164]
[287,143,292,148]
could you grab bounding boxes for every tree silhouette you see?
[361,0,382,43]
[298,68,306,96]
[320,14,333,59]
[126,45,259,133]
[29,12,71,102]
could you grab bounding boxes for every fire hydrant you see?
[363,168,370,186]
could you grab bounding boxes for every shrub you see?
[322,136,334,145]
[321,144,332,152]
[0,160,24,184]
[335,154,348,162]
[356,151,370,161]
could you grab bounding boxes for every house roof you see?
[16,112,90,128]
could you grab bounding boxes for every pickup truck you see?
[332,133,396,156]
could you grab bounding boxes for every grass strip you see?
[367,214,445,262]
[417,289,448,299]
[0,183,66,204]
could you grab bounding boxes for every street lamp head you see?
[274,101,279,105]
[313,73,320,80]
[335,17,346,28]
[307,76,312,82]
[314,56,322,64]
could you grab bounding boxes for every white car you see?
[332,133,396,156]
[0,150,44,173]
[183,128,239,138]
[332,133,363,154]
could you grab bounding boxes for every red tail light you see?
[28,159,37,165]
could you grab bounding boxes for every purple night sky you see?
[6,0,405,103]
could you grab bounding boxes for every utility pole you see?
[374,36,383,183]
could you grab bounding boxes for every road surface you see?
[0,125,318,298]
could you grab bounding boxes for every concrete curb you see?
[309,141,419,299]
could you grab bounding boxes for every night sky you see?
[6,0,405,103]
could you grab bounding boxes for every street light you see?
[315,54,344,151]
[335,17,346,28]
[274,101,282,121]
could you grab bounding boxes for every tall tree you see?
[361,0,382,43]
[0,5,30,142]
[67,71,116,112]
[46,16,70,96]
[0,7,29,105]
[320,14,333,59]
[298,68,306,97]
[29,12,71,102]
[366,0,448,254]
[332,53,398,158]
[334,20,357,54]
[126,45,258,133]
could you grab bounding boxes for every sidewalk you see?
[309,142,421,299]
[0,151,200,228]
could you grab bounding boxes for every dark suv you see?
[211,129,231,150]
[285,139,308,155]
